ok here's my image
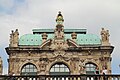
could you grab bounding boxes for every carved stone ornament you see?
[101,28,110,45]
[54,27,64,39]
[71,32,77,39]
[15,58,20,62]
[49,52,70,62]
[9,30,14,46]
[21,59,25,62]
[42,33,48,42]
[54,11,64,39]
[53,51,66,56]
[39,58,48,62]
[80,59,85,63]
[40,64,46,71]
[50,40,69,50]
[9,29,19,47]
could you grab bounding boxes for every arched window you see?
[21,63,37,75]
[50,63,70,75]
[85,63,97,74]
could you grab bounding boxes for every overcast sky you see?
[0,0,120,74]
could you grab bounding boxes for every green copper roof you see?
[76,34,101,45]
[19,34,42,46]
[19,34,54,46]
[19,33,101,46]
[65,34,101,45]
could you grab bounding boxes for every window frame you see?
[50,63,70,75]
[85,63,97,74]
[21,63,37,75]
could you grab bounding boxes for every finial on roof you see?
[58,11,62,17]
[59,11,61,14]
[56,11,64,25]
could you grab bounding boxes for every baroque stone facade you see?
[5,12,114,75]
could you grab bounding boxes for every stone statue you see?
[106,30,110,42]
[101,28,110,43]
[9,29,19,47]
[9,30,14,46]
[13,29,19,44]
[101,28,106,41]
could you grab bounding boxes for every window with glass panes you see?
[50,63,70,75]
[21,63,37,75]
[85,63,96,74]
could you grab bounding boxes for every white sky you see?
[0,0,120,74]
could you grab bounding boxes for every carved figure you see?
[101,28,110,42]
[9,29,19,47]
[13,29,19,44]
[9,30,14,46]
[101,28,106,41]
[54,27,64,39]
[106,30,110,42]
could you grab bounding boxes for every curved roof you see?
[65,34,101,45]
[19,34,42,46]
[19,34,54,46]
[76,34,101,45]
[19,34,101,46]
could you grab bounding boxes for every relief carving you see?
[50,40,69,50]
[54,27,64,39]
[70,57,79,72]
[39,58,48,71]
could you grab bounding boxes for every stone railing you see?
[0,74,120,80]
